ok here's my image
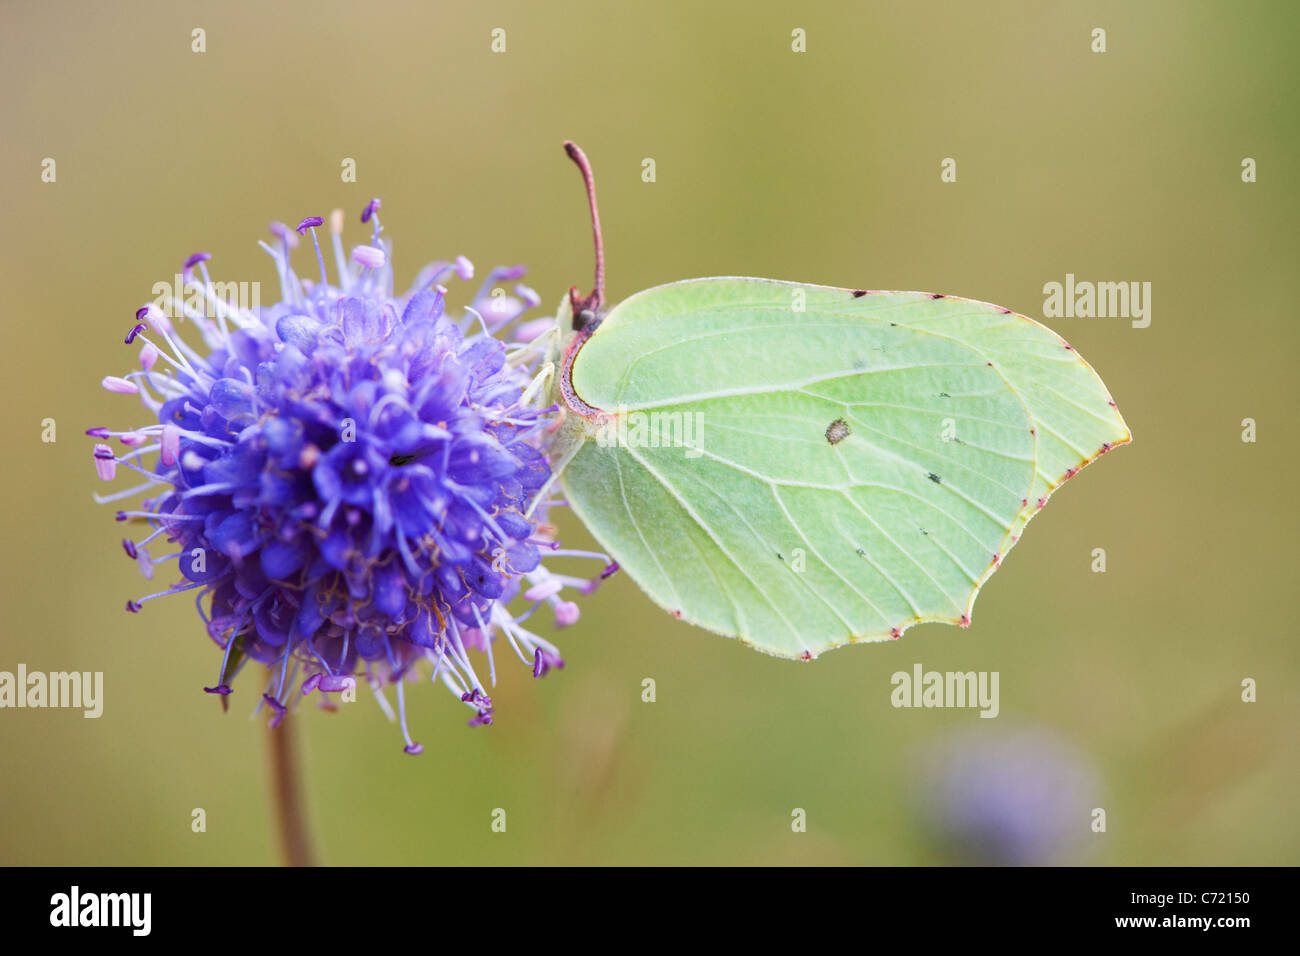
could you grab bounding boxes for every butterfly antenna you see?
[563,140,605,327]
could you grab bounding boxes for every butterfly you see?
[535,143,1129,660]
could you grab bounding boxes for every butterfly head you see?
[568,286,604,334]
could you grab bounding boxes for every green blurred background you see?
[1,0,1295,865]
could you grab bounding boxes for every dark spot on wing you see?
[852,289,868,298]
[825,418,851,445]
[927,472,942,484]
[930,293,943,299]
[938,391,950,399]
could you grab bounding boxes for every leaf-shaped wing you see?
[560,278,1129,658]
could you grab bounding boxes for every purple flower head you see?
[911,726,1100,865]
[89,201,611,751]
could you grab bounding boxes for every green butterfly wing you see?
[558,278,1129,659]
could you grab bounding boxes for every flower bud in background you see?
[910,725,1101,865]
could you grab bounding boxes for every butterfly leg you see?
[519,361,554,409]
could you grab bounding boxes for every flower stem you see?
[267,719,316,867]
